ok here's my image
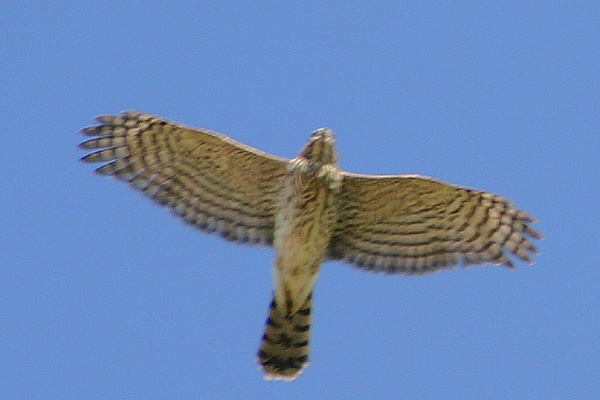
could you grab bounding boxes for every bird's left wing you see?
[329,173,542,274]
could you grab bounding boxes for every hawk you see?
[79,111,542,381]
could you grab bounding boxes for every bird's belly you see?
[272,184,335,315]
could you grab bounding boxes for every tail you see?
[257,292,312,381]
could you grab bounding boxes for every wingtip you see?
[79,125,100,136]
[525,226,544,241]
[94,114,118,124]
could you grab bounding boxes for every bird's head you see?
[299,127,338,165]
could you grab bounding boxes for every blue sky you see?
[1,1,598,399]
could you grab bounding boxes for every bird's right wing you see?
[329,173,542,274]
[80,111,288,245]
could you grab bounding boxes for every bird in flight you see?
[79,111,542,381]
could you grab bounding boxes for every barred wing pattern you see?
[79,113,542,381]
[80,111,287,245]
[330,173,542,274]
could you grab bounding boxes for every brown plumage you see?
[80,111,542,381]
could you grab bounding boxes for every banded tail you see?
[257,293,312,380]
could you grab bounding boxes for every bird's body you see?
[257,129,342,378]
[272,128,341,316]
[80,111,542,381]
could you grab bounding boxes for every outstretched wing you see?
[79,111,287,245]
[329,173,542,274]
